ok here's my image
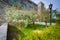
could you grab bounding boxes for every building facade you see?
[6,0,37,11]
[0,0,45,11]
[0,0,47,22]
[37,2,45,21]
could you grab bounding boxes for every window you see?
[28,6,33,10]
[2,0,8,2]
[20,2,27,8]
[34,8,37,11]
[11,0,17,2]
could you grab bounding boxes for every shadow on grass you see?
[26,24,45,30]
[7,24,25,40]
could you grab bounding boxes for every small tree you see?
[43,9,50,27]
[56,14,60,22]
[29,11,38,25]
[39,9,50,27]
[13,3,22,10]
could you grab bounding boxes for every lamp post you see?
[49,4,53,25]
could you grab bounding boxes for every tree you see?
[32,13,38,25]
[38,9,50,27]
[56,13,60,22]
[13,3,22,10]
[43,9,50,27]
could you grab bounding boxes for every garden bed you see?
[7,24,45,40]
[7,23,60,40]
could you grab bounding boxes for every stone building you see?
[0,0,46,23]
[38,2,44,12]
[37,2,45,21]
[0,0,45,11]
[0,0,37,11]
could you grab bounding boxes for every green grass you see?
[8,23,60,40]
[7,24,45,40]
[27,24,45,30]
[22,24,45,35]
[38,23,60,40]
[7,23,60,40]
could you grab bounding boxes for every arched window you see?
[11,0,17,2]
[20,2,27,8]
[28,6,33,10]
[2,0,8,3]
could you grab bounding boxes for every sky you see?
[31,0,60,12]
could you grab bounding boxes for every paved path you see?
[0,23,8,40]
[35,22,55,26]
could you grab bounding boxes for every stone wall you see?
[0,5,6,25]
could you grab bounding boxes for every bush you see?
[39,23,60,40]
[28,23,60,40]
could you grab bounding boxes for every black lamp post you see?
[49,4,53,25]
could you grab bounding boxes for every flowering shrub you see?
[5,7,37,27]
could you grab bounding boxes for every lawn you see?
[22,24,45,35]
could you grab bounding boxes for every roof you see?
[28,0,37,6]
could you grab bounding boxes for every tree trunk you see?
[45,21,47,28]
[32,20,35,25]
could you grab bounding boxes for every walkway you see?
[35,22,55,26]
[0,23,8,40]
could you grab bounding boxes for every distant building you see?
[52,10,57,19]
[37,2,45,21]
[38,2,44,11]
[38,2,45,14]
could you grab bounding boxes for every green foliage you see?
[56,14,60,17]
[38,9,50,22]
[56,14,60,21]
[8,23,60,40]
[39,23,60,40]
[8,24,45,40]
[8,25,26,40]
[13,3,22,10]
[5,7,38,27]
[5,7,29,27]
[21,23,60,40]
[27,24,45,30]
